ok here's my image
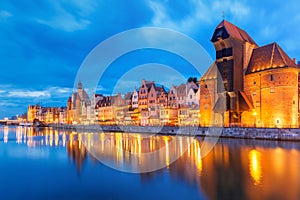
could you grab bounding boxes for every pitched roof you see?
[246,42,298,74]
[215,20,257,45]
[200,62,217,81]
[96,96,112,108]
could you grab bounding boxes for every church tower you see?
[78,80,83,99]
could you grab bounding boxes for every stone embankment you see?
[49,124,300,141]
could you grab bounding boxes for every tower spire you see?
[78,80,82,90]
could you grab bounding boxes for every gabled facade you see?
[176,84,187,106]
[186,87,199,106]
[168,85,178,108]
[131,87,139,109]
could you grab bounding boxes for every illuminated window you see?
[270,88,275,93]
[253,92,256,96]
[255,101,260,107]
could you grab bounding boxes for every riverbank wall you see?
[48,124,300,141]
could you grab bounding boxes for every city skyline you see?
[1,0,300,118]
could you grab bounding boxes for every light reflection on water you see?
[0,126,300,200]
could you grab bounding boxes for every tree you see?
[187,77,198,84]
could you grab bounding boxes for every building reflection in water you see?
[1,126,300,200]
[248,149,262,186]
[66,132,87,172]
[82,133,300,199]
[81,132,195,173]
[1,126,88,173]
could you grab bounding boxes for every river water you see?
[0,126,299,200]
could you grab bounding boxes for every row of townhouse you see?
[27,105,67,124]
[91,79,200,126]
[65,79,200,126]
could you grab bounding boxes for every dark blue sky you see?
[0,0,300,118]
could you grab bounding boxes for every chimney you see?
[292,58,296,64]
[298,61,300,67]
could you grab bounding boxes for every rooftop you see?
[246,42,298,74]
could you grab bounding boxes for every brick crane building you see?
[200,20,300,128]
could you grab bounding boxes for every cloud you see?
[35,18,90,32]
[8,91,51,98]
[0,10,12,18]
[32,1,97,32]
[147,0,211,34]
[4,86,73,98]
[48,87,72,94]
[147,0,251,34]
[212,1,250,19]
[0,102,18,107]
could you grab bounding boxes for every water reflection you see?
[249,149,262,186]
[0,126,300,200]
[66,133,87,172]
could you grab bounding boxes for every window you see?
[270,88,275,93]
[216,47,233,59]
[255,101,260,107]
[253,92,256,96]
[270,74,274,81]
[253,81,256,85]
[190,95,192,99]
[293,100,296,105]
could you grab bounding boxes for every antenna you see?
[222,11,225,19]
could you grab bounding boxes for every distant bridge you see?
[0,120,21,125]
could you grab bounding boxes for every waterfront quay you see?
[50,124,300,141]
